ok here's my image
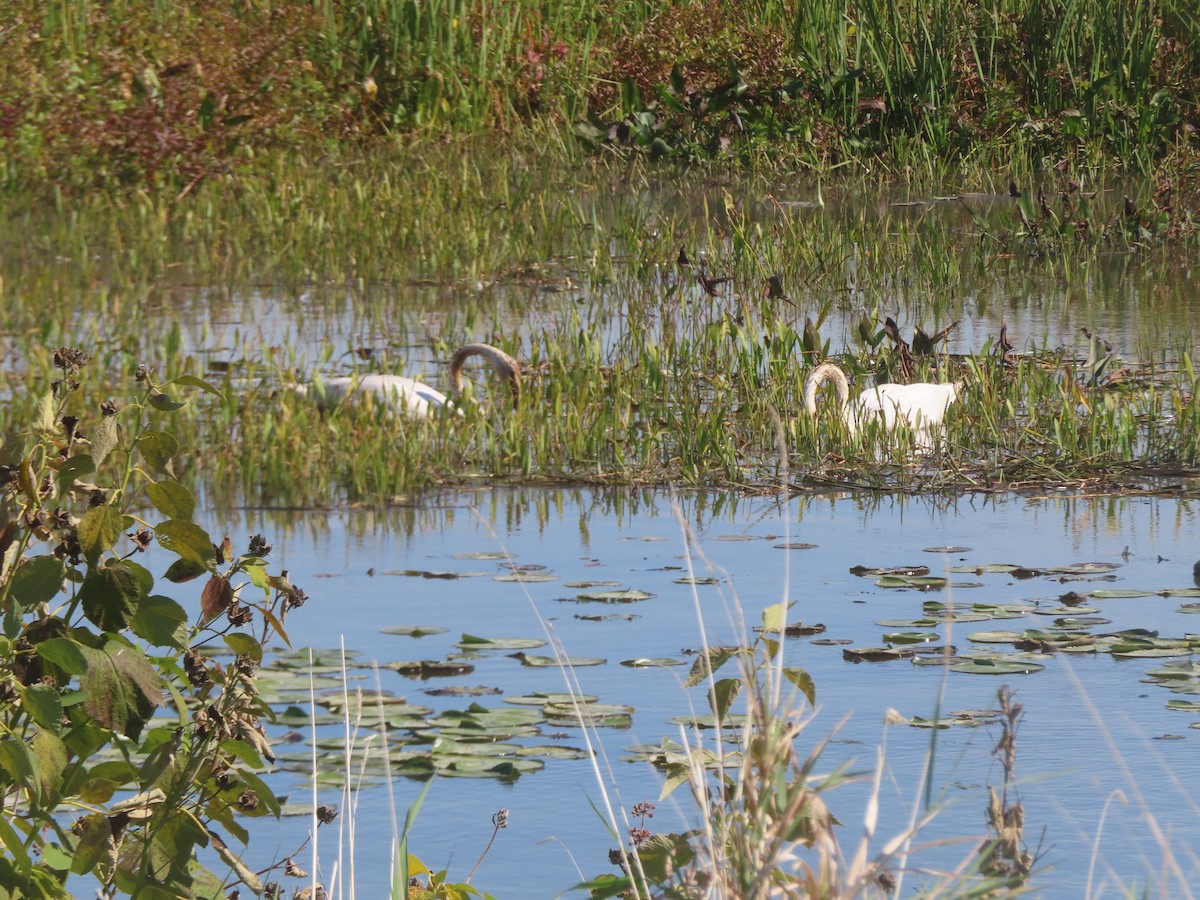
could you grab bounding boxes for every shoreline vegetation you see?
[1,3,1199,503]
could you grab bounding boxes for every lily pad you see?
[620,657,685,668]
[949,658,1046,675]
[563,581,622,589]
[842,646,914,662]
[674,576,720,585]
[852,564,929,577]
[455,635,546,651]
[882,632,941,644]
[1088,589,1153,600]
[386,660,475,678]
[572,589,655,603]
[380,626,449,638]
[504,693,598,707]
[494,572,558,583]
[453,552,515,560]
[876,575,948,590]
[517,654,607,668]
[924,546,972,553]
[774,542,818,550]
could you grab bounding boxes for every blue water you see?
[223,487,1200,898]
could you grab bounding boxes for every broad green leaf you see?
[77,505,127,567]
[80,642,165,741]
[10,556,66,609]
[21,683,63,732]
[0,736,40,803]
[154,520,215,567]
[761,601,790,633]
[130,595,188,648]
[36,638,89,676]
[56,454,95,494]
[163,558,207,583]
[165,374,226,400]
[148,392,186,412]
[33,731,67,805]
[138,431,179,475]
[710,677,741,723]
[90,416,119,467]
[68,813,113,875]
[79,562,142,632]
[685,646,743,687]
[783,667,816,705]
[224,632,263,663]
[146,480,195,522]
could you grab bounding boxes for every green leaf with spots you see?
[77,505,127,567]
[79,562,142,633]
[80,642,164,741]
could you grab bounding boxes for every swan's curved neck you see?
[804,362,850,416]
[448,343,522,405]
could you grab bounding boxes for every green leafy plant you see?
[0,348,308,897]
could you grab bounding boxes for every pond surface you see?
[227,487,1200,896]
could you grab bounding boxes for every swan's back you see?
[310,374,451,417]
[856,381,958,428]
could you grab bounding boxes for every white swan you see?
[804,362,958,442]
[295,343,520,417]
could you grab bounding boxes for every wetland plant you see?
[0,350,311,896]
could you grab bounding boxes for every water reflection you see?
[228,487,1200,896]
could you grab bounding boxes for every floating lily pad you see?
[1088,589,1154,600]
[947,563,1020,574]
[877,618,941,628]
[667,713,748,729]
[852,564,929,577]
[811,638,854,646]
[386,660,475,678]
[515,745,592,760]
[924,546,972,553]
[674,576,720,585]
[494,572,557,583]
[384,570,486,580]
[1179,603,1200,614]
[949,658,1046,675]
[1048,562,1121,575]
[1162,588,1200,598]
[882,632,941,644]
[876,575,948,590]
[563,581,622,589]
[710,534,761,542]
[1053,616,1111,628]
[908,715,986,729]
[967,631,1025,644]
[518,654,606,668]
[571,589,655,603]
[453,552,515,560]
[504,693,598,706]
[380,626,449,638]
[783,623,826,636]
[1165,699,1200,712]
[774,542,818,550]
[455,635,546,651]
[620,657,685,668]
[423,685,502,697]
[843,646,914,662]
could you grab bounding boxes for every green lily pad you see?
[882,632,941,644]
[966,631,1025,644]
[504,693,599,706]
[1088,589,1153,600]
[620,657,685,668]
[518,654,607,668]
[514,745,592,760]
[946,563,1020,574]
[1048,562,1121,575]
[774,542,818,550]
[494,572,558,583]
[1165,700,1200,712]
[380,626,449,637]
[563,581,622,589]
[842,646,914,662]
[453,552,515,560]
[949,658,1046,675]
[877,618,940,628]
[675,577,720,585]
[876,575,948,590]
[710,534,762,542]
[1163,588,1200,598]
[572,589,655,603]
[455,635,546,651]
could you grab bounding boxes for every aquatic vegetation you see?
[0,352,306,896]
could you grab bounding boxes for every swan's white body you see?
[804,362,957,444]
[295,343,520,418]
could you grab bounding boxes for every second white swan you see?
[296,343,520,417]
[804,362,958,441]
